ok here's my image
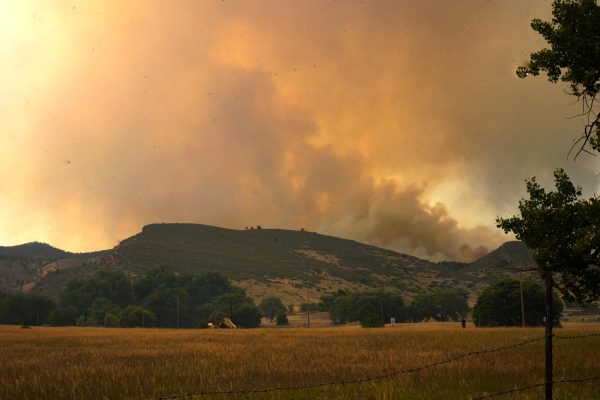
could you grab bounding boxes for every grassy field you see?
[0,323,599,400]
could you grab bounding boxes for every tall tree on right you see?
[497,168,600,400]
[517,0,600,157]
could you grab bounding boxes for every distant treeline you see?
[318,288,469,327]
[0,267,264,328]
[0,272,563,328]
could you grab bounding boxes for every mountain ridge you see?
[0,223,534,303]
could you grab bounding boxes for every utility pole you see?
[544,273,554,400]
[176,296,180,329]
[306,288,311,328]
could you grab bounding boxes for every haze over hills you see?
[0,223,534,304]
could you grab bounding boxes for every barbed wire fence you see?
[158,332,600,400]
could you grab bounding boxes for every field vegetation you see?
[0,323,598,399]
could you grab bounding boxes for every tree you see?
[59,269,133,315]
[0,293,55,326]
[497,168,600,400]
[408,289,469,322]
[104,313,120,327]
[497,169,600,303]
[259,297,286,321]
[327,291,407,327]
[48,306,79,326]
[89,297,121,326]
[473,279,563,327]
[408,293,436,322]
[185,272,231,303]
[142,287,186,328]
[120,305,156,327]
[330,293,356,324]
[134,266,179,299]
[232,304,262,328]
[354,295,385,327]
[276,312,289,325]
[517,0,600,156]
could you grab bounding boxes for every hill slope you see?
[1,224,535,304]
[0,243,109,296]
[103,224,532,303]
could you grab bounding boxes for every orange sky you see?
[1,1,598,261]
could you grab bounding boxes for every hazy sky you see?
[1,1,598,261]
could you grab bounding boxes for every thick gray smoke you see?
[0,1,597,260]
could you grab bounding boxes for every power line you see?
[158,336,544,399]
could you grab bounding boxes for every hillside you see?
[1,224,535,304]
[0,243,109,296]
[103,224,534,303]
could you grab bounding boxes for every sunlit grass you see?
[0,323,598,399]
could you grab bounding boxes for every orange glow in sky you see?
[0,1,597,261]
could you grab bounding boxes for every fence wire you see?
[553,332,600,340]
[471,376,600,399]
[159,336,545,399]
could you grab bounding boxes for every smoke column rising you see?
[0,1,597,260]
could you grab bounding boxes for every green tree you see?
[319,289,350,311]
[120,305,156,327]
[276,311,289,325]
[408,289,469,322]
[497,169,600,303]
[104,313,120,327]
[0,293,55,326]
[354,295,385,327]
[59,269,133,315]
[185,272,231,303]
[330,294,356,324]
[409,293,436,322]
[48,306,79,326]
[497,168,600,400]
[208,290,262,328]
[134,266,179,299]
[142,287,187,328]
[259,297,286,321]
[517,0,600,154]
[232,304,262,328]
[89,297,121,326]
[327,291,406,327]
[473,279,563,327]
[432,289,469,322]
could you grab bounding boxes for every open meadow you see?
[0,323,599,400]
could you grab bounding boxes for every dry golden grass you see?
[0,323,599,400]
